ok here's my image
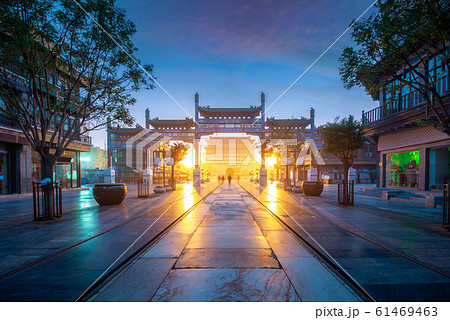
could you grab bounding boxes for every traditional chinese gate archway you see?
[144,92,314,187]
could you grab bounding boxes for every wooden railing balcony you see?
[1,112,92,145]
[362,77,449,126]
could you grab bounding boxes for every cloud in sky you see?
[88,0,378,147]
[128,0,374,58]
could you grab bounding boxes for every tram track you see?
[240,182,450,278]
[75,182,220,302]
[80,182,375,302]
[0,183,219,289]
[237,183,377,302]
[240,184,450,301]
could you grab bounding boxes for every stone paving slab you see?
[193,226,263,237]
[199,217,258,228]
[151,269,300,302]
[141,233,193,258]
[262,230,314,258]
[92,258,176,302]
[186,234,271,249]
[174,248,280,269]
[280,258,360,302]
[251,217,286,230]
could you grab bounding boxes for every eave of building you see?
[320,158,377,165]
[147,119,194,129]
[0,126,91,152]
[198,106,262,117]
[266,118,311,129]
[108,127,144,134]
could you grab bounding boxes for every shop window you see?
[428,147,450,189]
[0,150,8,194]
[386,151,419,187]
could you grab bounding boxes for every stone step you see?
[389,197,425,204]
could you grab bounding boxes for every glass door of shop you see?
[428,147,450,190]
[0,151,8,194]
[56,163,72,188]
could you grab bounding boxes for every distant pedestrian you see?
[228,174,232,185]
[237,176,240,181]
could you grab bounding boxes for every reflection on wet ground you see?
[239,181,450,301]
[0,182,218,301]
[92,183,359,302]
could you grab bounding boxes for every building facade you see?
[362,54,450,190]
[0,62,92,194]
[0,112,92,194]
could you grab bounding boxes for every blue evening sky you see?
[90,0,378,147]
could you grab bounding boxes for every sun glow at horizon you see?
[265,156,277,167]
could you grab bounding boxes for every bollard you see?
[443,185,449,230]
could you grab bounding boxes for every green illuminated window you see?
[386,151,419,187]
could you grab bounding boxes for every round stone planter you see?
[286,186,293,191]
[301,181,324,196]
[153,186,166,193]
[292,186,303,193]
[93,183,127,206]
[165,186,173,192]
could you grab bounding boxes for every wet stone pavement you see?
[239,181,450,302]
[0,183,217,301]
[91,183,361,302]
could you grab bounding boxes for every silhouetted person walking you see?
[228,174,232,185]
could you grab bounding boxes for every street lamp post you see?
[162,147,166,189]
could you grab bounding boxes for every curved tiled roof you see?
[266,118,311,129]
[147,118,194,129]
[198,106,262,117]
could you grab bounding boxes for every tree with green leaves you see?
[169,142,189,190]
[83,146,107,169]
[0,0,154,182]
[263,118,305,182]
[320,116,365,183]
[339,0,450,133]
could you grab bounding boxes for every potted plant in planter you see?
[93,183,127,205]
[301,181,323,196]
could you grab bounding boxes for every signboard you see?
[285,157,293,166]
